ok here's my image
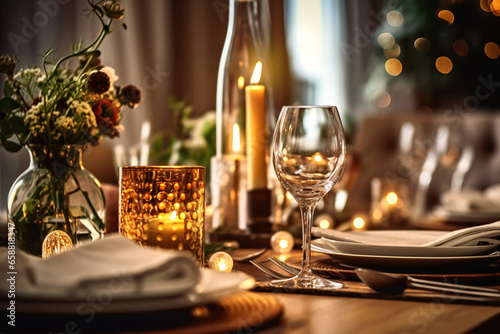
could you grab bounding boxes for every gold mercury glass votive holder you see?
[119,166,205,265]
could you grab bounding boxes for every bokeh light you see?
[315,213,334,229]
[376,91,391,108]
[453,39,469,56]
[484,42,500,59]
[435,56,453,74]
[209,251,233,272]
[480,0,491,12]
[385,58,403,76]
[378,32,395,49]
[270,231,294,254]
[353,217,366,229]
[384,44,401,58]
[387,10,404,27]
[319,219,330,229]
[438,10,455,24]
[372,208,383,221]
[414,37,431,54]
[386,192,398,205]
[491,0,500,16]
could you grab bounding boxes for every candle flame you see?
[313,152,323,162]
[250,61,263,84]
[237,76,245,89]
[232,123,241,152]
[170,211,177,220]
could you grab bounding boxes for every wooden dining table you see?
[229,249,500,334]
[9,247,500,333]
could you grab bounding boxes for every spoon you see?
[355,268,500,299]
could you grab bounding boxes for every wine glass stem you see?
[299,201,317,275]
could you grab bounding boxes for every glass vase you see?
[7,144,106,256]
[215,0,272,156]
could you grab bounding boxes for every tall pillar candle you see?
[245,62,268,190]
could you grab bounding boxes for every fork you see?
[268,257,300,275]
[268,256,342,279]
[249,260,291,280]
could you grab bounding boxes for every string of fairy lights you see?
[366,0,500,109]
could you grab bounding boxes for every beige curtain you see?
[0,0,290,214]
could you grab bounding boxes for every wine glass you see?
[272,106,346,289]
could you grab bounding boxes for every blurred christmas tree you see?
[363,0,500,110]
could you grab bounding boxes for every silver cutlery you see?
[355,268,500,299]
[249,260,291,280]
[268,257,300,275]
[231,248,266,262]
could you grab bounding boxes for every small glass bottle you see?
[215,0,269,157]
[211,0,274,235]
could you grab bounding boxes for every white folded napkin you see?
[312,221,500,247]
[1,234,200,298]
[441,185,500,213]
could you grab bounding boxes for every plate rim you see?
[322,238,499,257]
[312,239,500,261]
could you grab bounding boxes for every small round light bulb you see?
[42,230,73,259]
[270,231,294,254]
[209,251,234,272]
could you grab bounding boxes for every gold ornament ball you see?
[42,230,73,259]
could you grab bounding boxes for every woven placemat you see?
[283,253,500,286]
[14,292,283,333]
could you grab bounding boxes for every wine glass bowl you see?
[271,106,346,289]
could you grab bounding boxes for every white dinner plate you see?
[322,238,499,257]
[17,269,255,314]
[311,239,500,273]
[432,206,500,224]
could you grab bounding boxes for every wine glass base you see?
[268,271,343,290]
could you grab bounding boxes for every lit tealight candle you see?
[42,230,73,259]
[209,251,234,272]
[311,152,327,172]
[148,211,185,250]
[270,230,294,254]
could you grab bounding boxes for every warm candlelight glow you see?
[42,230,73,259]
[386,192,398,205]
[209,251,233,272]
[119,166,205,264]
[232,123,241,153]
[250,61,262,84]
[315,213,334,229]
[372,208,383,220]
[312,152,327,171]
[319,219,330,229]
[353,217,366,229]
[237,75,245,89]
[279,239,289,248]
[270,231,294,253]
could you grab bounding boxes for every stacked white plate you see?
[311,229,500,273]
